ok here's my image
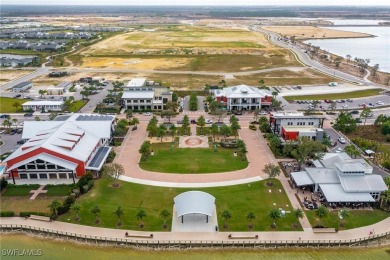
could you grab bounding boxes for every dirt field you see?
[262,26,371,39]
[76,25,300,71]
[0,70,32,83]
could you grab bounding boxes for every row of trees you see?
[189,92,198,111]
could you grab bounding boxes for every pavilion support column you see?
[314,184,318,192]
[206,215,208,223]
[181,215,183,223]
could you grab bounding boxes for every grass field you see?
[284,89,383,101]
[68,100,87,112]
[139,142,248,173]
[0,70,31,82]
[305,210,389,230]
[0,97,27,113]
[58,177,300,231]
[76,25,300,71]
[2,185,40,196]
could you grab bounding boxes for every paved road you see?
[0,67,51,91]
[79,81,114,114]
[251,26,385,87]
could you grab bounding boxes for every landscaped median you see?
[57,177,300,232]
[283,88,383,102]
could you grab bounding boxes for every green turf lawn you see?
[0,97,26,113]
[2,185,40,196]
[68,100,87,112]
[58,177,300,231]
[139,142,248,173]
[305,209,390,230]
[45,185,73,196]
[284,89,383,102]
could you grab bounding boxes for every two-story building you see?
[212,85,272,111]
[2,114,115,184]
[22,100,64,112]
[121,78,172,111]
[269,112,325,141]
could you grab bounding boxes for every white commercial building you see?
[22,100,64,112]
[212,85,272,111]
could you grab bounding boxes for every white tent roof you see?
[320,184,375,203]
[291,171,314,186]
[174,191,215,217]
[340,175,388,192]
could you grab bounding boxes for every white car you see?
[342,105,349,109]
[259,111,268,115]
[376,101,384,105]
[144,112,151,116]
[334,147,343,153]
[206,119,213,124]
[338,137,346,144]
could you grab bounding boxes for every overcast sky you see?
[2,0,390,5]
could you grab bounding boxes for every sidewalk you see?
[1,217,389,242]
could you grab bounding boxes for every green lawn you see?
[0,97,27,113]
[1,185,40,196]
[284,89,383,102]
[58,177,300,231]
[139,142,248,173]
[68,100,87,112]
[45,185,73,196]
[305,209,390,230]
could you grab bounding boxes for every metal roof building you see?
[174,191,216,224]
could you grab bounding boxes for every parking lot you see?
[0,129,24,155]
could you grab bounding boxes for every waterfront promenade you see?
[1,217,389,243]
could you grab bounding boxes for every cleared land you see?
[262,26,371,40]
[284,88,383,101]
[0,97,26,113]
[58,178,299,231]
[0,70,32,83]
[76,25,300,71]
[139,142,248,174]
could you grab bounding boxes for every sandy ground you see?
[262,26,371,39]
[0,70,32,82]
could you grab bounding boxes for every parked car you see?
[0,114,10,119]
[190,120,197,124]
[144,112,151,116]
[376,101,384,105]
[259,111,268,115]
[355,118,362,123]
[334,147,343,153]
[16,128,23,134]
[234,111,242,115]
[177,120,183,124]
[347,99,353,102]
[342,104,349,109]
[338,137,346,144]
[10,129,17,135]
[17,139,27,145]
[349,110,359,115]
[13,94,22,98]
[206,119,213,124]
[0,130,5,134]
[132,126,137,131]
[24,113,33,117]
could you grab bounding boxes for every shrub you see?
[19,212,49,217]
[0,177,8,191]
[87,180,94,189]
[77,172,93,193]
[106,151,116,163]
[1,211,14,217]
[382,122,390,135]
[249,124,257,131]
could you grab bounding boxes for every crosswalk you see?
[181,111,207,115]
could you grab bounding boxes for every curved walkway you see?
[114,123,271,187]
[1,217,389,243]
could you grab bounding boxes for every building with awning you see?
[3,114,114,184]
[290,152,387,203]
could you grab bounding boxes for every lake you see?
[304,26,390,73]
[1,234,390,260]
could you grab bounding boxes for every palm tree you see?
[2,119,11,133]
[246,212,256,230]
[70,203,81,221]
[269,209,281,229]
[38,90,47,99]
[262,163,281,186]
[344,145,360,159]
[253,108,260,121]
[131,117,139,127]
[159,209,171,229]
[170,124,177,142]
[221,209,232,229]
[157,124,166,142]
[293,208,303,229]
[90,205,101,224]
[198,115,206,135]
[48,199,61,217]
[136,209,146,229]
[126,110,133,120]
[11,118,18,130]
[12,101,20,111]
[339,209,350,228]
[315,205,328,227]
[210,124,219,142]
[114,206,124,226]
[35,116,41,121]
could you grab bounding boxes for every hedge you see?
[1,211,14,217]
[19,212,50,218]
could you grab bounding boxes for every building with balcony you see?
[212,85,272,111]
[22,100,64,112]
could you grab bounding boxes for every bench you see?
[228,234,258,239]
[125,233,153,238]
[312,228,337,233]
[29,215,51,222]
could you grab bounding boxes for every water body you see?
[304,26,390,73]
[0,54,36,59]
[1,234,390,260]
[325,19,389,25]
